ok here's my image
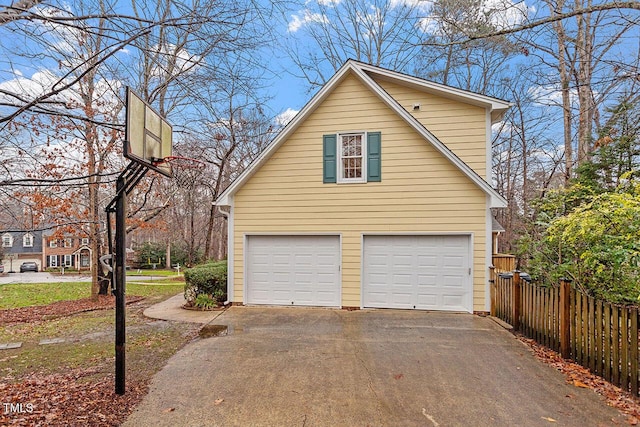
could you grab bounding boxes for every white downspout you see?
[217,205,232,305]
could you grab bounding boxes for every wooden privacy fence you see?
[490,267,639,396]
[492,254,515,272]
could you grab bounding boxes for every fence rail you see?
[490,268,639,396]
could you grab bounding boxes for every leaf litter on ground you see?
[517,334,640,425]
[1,296,198,426]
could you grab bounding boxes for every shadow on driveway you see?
[125,307,622,426]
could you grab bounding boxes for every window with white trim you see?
[49,239,57,248]
[64,238,72,248]
[2,233,12,248]
[49,255,58,267]
[338,133,366,183]
[23,233,33,247]
[81,238,89,246]
[64,254,73,267]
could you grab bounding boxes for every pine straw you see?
[0,295,143,324]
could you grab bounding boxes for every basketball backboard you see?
[124,87,172,177]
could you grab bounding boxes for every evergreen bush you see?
[183,261,227,306]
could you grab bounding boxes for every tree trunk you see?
[551,2,574,185]
[204,202,216,260]
[165,241,171,269]
[575,0,594,165]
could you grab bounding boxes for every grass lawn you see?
[0,278,200,425]
[126,268,182,277]
[0,279,184,310]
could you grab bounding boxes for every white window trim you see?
[81,238,89,245]
[2,233,12,248]
[64,254,73,267]
[64,238,72,248]
[23,233,33,248]
[49,239,57,248]
[49,255,58,268]
[337,132,367,184]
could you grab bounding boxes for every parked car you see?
[19,262,38,273]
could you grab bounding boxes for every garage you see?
[363,235,472,312]
[246,235,341,307]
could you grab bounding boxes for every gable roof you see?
[216,60,509,208]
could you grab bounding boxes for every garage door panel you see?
[417,274,437,287]
[443,255,465,268]
[247,235,341,307]
[417,255,438,268]
[363,235,471,312]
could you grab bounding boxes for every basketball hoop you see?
[153,155,206,188]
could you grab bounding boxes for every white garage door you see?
[363,235,472,312]
[246,235,341,307]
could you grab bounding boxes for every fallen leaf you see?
[541,416,557,422]
[572,379,589,388]
[628,416,639,425]
[393,374,404,380]
[162,407,175,413]
[214,399,224,405]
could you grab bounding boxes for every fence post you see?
[560,278,572,359]
[512,271,521,331]
[489,266,496,317]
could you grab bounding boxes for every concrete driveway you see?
[125,307,622,427]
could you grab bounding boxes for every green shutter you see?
[323,134,337,183]
[367,132,381,182]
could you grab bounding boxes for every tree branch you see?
[0,0,42,25]
[422,2,640,46]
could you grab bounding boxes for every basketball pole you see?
[106,161,148,395]
[114,172,126,395]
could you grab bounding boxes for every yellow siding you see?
[233,72,489,311]
[373,78,488,179]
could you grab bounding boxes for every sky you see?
[264,0,535,123]
[0,0,535,123]
[1,0,635,156]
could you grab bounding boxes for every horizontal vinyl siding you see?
[234,73,488,310]
[374,78,488,179]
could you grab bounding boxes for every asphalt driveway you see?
[125,307,622,426]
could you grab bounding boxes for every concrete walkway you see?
[142,293,227,324]
[127,307,623,426]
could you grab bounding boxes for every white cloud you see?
[418,15,439,34]
[31,4,82,55]
[492,121,513,136]
[149,44,202,78]
[288,10,328,32]
[0,69,121,117]
[0,70,76,104]
[419,0,533,35]
[390,0,432,9]
[481,0,534,31]
[528,84,577,107]
[275,108,298,126]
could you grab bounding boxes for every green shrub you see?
[184,261,227,306]
[194,293,217,309]
[529,189,640,303]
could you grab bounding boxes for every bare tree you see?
[0,0,273,294]
[415,0,522,93]
[281,0,426,90]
